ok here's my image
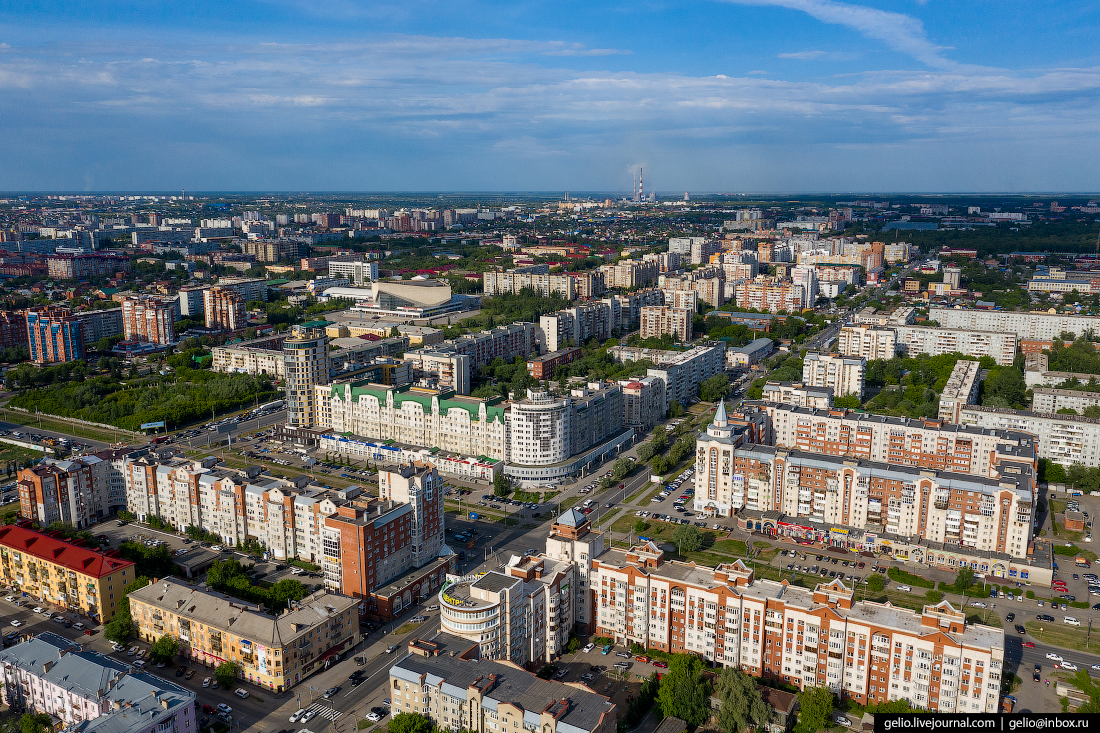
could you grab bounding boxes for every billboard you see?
[140,421,166,430]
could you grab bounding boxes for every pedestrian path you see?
[307,703,343,721]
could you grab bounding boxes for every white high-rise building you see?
[802,352,866,399]
[836,324,897,361]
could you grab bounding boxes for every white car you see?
[216,704,232,715]
[133,660,146,669]
[367,712,383,722]
[299,709,318,723]
[3,596,13,603]
[971,602,987,609]
[202,677,211,688]
[9,619,21,627]
[1047,653,1064,662]
[32,607,43,614]
[1061,662,1079,671]
[233,688,249,699]
[582,643,595,653]
[289,709,308,723]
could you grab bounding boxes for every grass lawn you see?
[1050,499,1068,515]
[560,495,582,511]
[0,443,45,467]
[392,621,422,635]
[627,482,654,503]
[0,408,132,444]
[1024,621,1100,655]
[443,503,517,526]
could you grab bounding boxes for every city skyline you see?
[0,1,1098,192]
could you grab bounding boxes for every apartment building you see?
[439,554,576,665]
[727,338,774,369]
[601,289,665,332]
[120,295,175,345]
[663,270,726,308]
[695,431,1034,563]
[241,238,304,262]
[322,505,455,620]
[663,288,698,311]
[760,382,833,409]
[26,307,83,363]
[744,402,1036,480]
[0,633,196,733]
[609,343,726,410]
[541,302,612,352]
[836,325,897,361]
[284,325,331,429]
[402,349,472,395]
[215,276,268,303]
[690,239,721,265]
[929,308,1100,341]
[734,279,803,314]
[321,382,508,460]
[643,251,681,272]
[0,524,136,621]
[46,252,131,280]
[203,286,247,331]
[389,653,617,733]
[598,259,659,289]
[327,259,379,284]
[0,310,27,349]
[127,578,360,691]
[210,333,286,377]
[958,405,1100,468]
[591,549,1003,712]
[483,269,576,299]
[669,236,709,255]
[528,347,582,379]
[433,322,539,370]
[619,376,666,430]
[1031,387,1100,414]
[852,307,915,327]
[378,463,446,569]
[802,353,865,399]
[893,326,1017,367]
[505,383,627,485]
[566,270,605,299]
[640,305,692,342]
[938,360,982,424]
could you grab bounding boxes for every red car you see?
[202,705,214,714]
[1022,642,1035,648]
[653,661,668,668]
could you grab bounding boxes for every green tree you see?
[493,472,512,498]
[668,400,685,418]
[953,566,975,594]
[388,712,435,733]
[833,394,862,409]
[700,374,731,403]
[214,661,240,688]
[270,578,308,610]
[656,654,711,725]
[611,458,632,481]
[673,524,703,553]
[17,713,54,733]
[713,667,770,733]
[651,426,668,454]
[634,520,647,533]
[867,574,886,592]
[794,686,835,733]
[103,613,134,645]
[150,634,180,664]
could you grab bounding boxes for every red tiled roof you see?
[0,525,135,578]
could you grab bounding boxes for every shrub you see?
[1026,590,1035,599]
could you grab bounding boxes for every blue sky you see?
[1,0,1099,192]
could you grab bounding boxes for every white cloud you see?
[778,50,827,59]
[724,0,952,68]
[0,33,1097,189]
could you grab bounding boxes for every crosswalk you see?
[307,703,343,721]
